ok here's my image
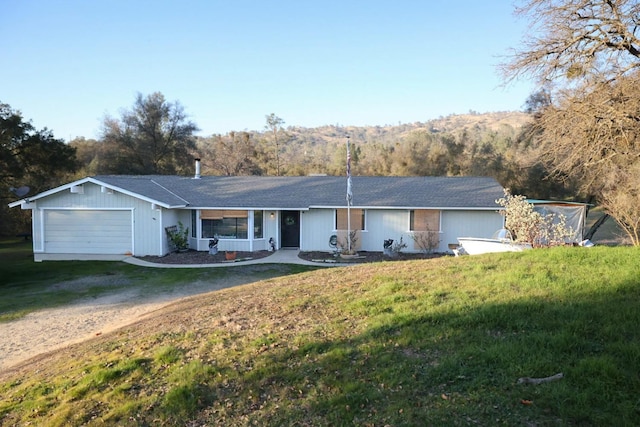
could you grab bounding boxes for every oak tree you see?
[198,131,262,176]
[1,102,78,235]
[1,102,78,190]
[502,0,640,244]
[101,92,198,175]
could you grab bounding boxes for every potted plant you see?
[166,221,189,252]
[225,251,237,261]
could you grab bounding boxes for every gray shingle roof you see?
[93,175,504,210]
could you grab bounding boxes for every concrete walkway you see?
[123,249,349,268]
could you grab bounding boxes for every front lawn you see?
[0,238,316,322]
[1,246,639,425]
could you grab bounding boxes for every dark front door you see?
[280,211,300,248]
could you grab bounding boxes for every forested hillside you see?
[189,111,575,200]
[265,110,533,177]
[68,110,578,201]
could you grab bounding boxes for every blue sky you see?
[1,1,533,141]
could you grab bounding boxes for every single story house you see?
[9,166,508,261]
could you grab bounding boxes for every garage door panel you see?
[44,210,132,254]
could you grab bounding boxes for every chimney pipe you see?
[194,158,201,179]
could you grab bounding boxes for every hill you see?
[425,110,532,133]
[283,110,532,146]
[1,246,639,426]
[72,110,542,196]
[227,110,535,178]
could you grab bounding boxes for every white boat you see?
[457,229,532,255]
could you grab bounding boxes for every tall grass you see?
[1,246,639,425]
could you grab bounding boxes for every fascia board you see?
[527,199,591,206]
[8,177,94,208]
[309,205,504,211]
[190,206,311,211]
[7,177,181,209]
[8,199,29,208]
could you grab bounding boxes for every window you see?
[335,208,365,230]
[202,218,248,239]
[409,209,440,231]
[191,210,197,238]
[200,210,248,239]
[254,210,264,239]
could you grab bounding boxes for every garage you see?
[44,209,133,254]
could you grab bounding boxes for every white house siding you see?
[162,208,181,254]
[316,209,503,254]
[300,209,334,251]
[32,208,43,253]
[440,210,504,252]
[210,236,251,253]
[182,208,503,254]
[263,210,279,250]
[32,182,163,259]
[300,209,417,253]
[364,210,413,252]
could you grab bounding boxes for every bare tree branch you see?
[502,0,640,87]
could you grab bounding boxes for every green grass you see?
[1,245,639,425]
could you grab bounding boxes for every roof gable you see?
[7,177,188,209]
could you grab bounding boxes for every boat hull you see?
[457,237,532,255]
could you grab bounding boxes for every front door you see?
[280,211,300,248]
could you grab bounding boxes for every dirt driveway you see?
[0,274,262,371]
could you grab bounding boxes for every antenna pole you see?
[346,136,352,253]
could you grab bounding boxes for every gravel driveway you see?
[0,273,265,371]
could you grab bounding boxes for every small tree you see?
[392,236,408,254]
[265,113,285,176]
[337,230,358,255]
[496,189,574,247]
[410,231,440,254]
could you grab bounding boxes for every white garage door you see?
[44,210,133,254]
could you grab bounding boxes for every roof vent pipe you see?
[194,158,201,179]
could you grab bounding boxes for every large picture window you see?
[201,210,248,239]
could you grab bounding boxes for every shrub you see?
[383,236,407,257]
[166,221,189,251]
[410,231,440,254]
[496,189,574,247]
